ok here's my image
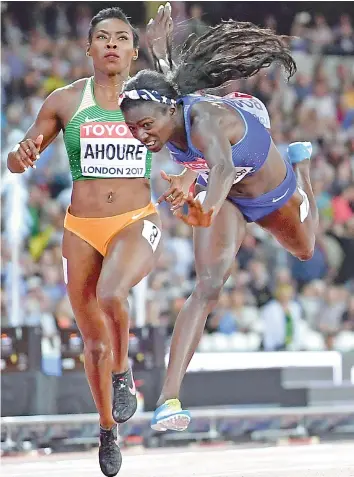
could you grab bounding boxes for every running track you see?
[3,442,354,477]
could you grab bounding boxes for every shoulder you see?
[188,97,223,124]
[45,78,88,104]
[40,78,88,117]
[57,78,88,97]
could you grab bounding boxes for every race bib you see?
[225,92,271,129]
[80,122,148,178]
[183,157,253,184]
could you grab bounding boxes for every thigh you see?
[97,213,162,296]
[193,198,247,280]
[62,229,107,341]
[256,189,315,256]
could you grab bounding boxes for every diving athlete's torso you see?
[168,94,287,199]
[55,78,152,218]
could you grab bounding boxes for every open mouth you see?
[145,140,156,148]
[144,140,161,152]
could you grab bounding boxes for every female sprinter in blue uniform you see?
[120,20,318,432]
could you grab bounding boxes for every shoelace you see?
[113,376,130,408]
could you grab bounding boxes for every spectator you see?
[2,3,354,353]
[261,284,303,351]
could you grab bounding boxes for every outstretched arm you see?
[190,112,237,219]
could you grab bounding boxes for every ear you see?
[86,43,91,57]
[132,48,139,60]
[169,106,176,116]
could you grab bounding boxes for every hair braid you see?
[121,19,297,112]
[170,20,297,95]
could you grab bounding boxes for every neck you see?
[168,106,187,149]
[93,69,129,91]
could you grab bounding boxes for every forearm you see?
[202,165,236,216]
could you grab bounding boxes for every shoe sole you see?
[151,413,191,432]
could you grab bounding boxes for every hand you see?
[7,134,43,173]
[157,170,188,209]
[146,2,173,59]
[174,193,215,227]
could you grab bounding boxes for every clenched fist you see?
[7,134,43,173]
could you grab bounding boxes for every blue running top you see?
[167,95,271,184]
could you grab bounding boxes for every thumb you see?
[160,170,172,182]
[35,134,43,149]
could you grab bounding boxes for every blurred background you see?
[1,0,354,453]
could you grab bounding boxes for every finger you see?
[160,170,172,182]
[156,194,166,204]
[25,139,40,163]
[165,187,181,201]
[171,202,185,211]
[18,146,35,168]
[157,189,173,204]
[14,155,28,172]
[156,4,164,21]
[194,199,203,211]
[185,195,198,208]
[208,207,215,217]
[157,186,176,204]
[34,134,43,152]
[162,3,172,27]
[171,192,184,206]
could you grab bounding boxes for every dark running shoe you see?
[99,425,122,477]
[112,369,137,424]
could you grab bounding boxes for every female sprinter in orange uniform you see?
[7,6,172,476]
[120,21,318,432]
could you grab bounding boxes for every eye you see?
[118,35,129,41]
[97,34,107,40]
[142,122,152,129]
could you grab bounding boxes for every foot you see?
[287,142,312,164]
[112,369,137,424]
[99,425,122,477]
[151,398,191,432]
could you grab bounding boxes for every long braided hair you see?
[121,19,297,108]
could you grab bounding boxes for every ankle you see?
[100,420,116,431]
[112,360,129,375]
[156,394,179,407]
[112,368,129,378]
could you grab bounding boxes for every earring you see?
[86,52,90,57]
[133,56,138,60]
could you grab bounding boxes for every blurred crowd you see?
[1,3,354,354]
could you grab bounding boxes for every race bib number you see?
[225,92,271,129]
[142,220,161,252]
[80,122,148,178]
[183,158,253,184]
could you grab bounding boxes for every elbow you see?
[212,163,236,182]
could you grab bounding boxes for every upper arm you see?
[23,88,65,152]
[190,105,234,170]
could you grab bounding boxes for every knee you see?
[295,246,314,261]
[84,338,111,365]
[194,277,224,304]
[96,287,128,317]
